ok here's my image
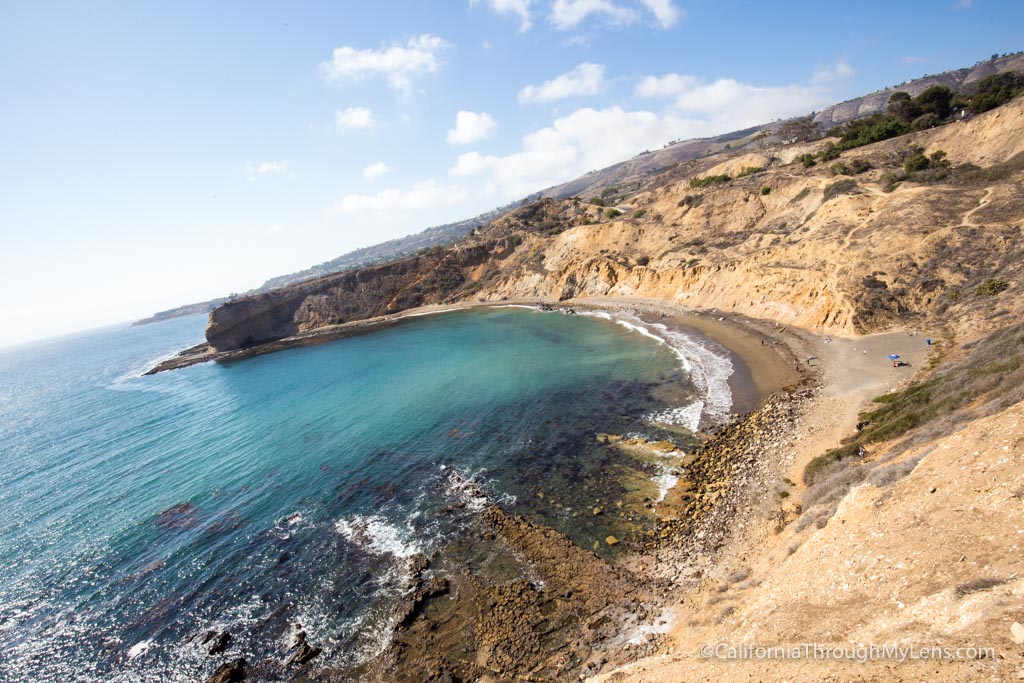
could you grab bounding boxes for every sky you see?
[1,0,1021,347]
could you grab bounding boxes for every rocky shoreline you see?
[199,369,815,682]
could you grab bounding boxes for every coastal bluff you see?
[199,97,1024,356]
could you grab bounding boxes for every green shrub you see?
[911,112,943,131]
[975,279,1009,296]
[760,186,771,195]
[817,143,840,161]
[678,194,704,208]
[605,208,622,219]
[823,178,857,200]
[965,72,1024,113]
[689,174,731,189]
[633,209,646,219]
[736,166,765,177]
[797,153,816,168]
[635,255,650,266]
[834,114,910,151]
[903,153,930,174]
[831,158,872,176]
[589,197,607,207]
[881,172,905,192]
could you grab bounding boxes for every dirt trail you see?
[960,186,995,227]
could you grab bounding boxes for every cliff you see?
[204,96,1024,352]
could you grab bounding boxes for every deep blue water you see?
[0,307,715,681]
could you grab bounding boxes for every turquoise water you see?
[0,307,700,681]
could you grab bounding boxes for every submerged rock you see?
[155,502,199,529]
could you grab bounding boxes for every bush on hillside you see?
[689,174,732,189]
[823,178,857,200]
[975,279,1009,296]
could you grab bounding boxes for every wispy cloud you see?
[634,73,699,98]
[471,0,533,32]
[362,161,392,180]
[333,180,469,213]
[446,111,498,145]
[811,59,855,85]
[548,0,682,29]
[954,0,972,8]
[900,55,930,65]
[550,0,636,29]
[319,34,450,94]
[636,0,684,28]
[245,160,290,180]
[334,107,378,131]
[519,63,606,104]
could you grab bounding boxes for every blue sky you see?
[1,0,1021,346]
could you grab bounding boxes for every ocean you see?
[0,306,733,681]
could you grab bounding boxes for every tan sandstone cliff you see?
[205,97,1023,353]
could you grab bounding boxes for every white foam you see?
[580,309,733,431]
[334,515,421,559]
[126,639,154,660]
[651,465,680,503]
[647,401,705,434]
[442,469,491,512]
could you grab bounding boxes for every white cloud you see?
[519,63,606,104]
[634,73,699,98]
[636,0,683,28]
[669,78,826,122]
[472,0,533,31]
[446,111,498,145]
[450,106,671,197]
[549,0,636,29]
[452,71,839,199]
[811,59,855,85]
[335,107,378,131]
[319,34,450,93]
[245,160,290,180]
[333,180,470,214]
[548,0,681,29]
[362,161,392,180]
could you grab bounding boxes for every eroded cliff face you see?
[206,240,511,350]
[206,98,1024,351]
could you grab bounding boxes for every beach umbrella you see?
[888,354,900,360]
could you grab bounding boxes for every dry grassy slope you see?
[474,98,1024,343]
[595,399,1024,683]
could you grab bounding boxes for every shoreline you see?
[143,295,948,681]
[143,297,804,412]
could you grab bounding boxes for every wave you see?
[334,515,422,559]
[579,310,734,431]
